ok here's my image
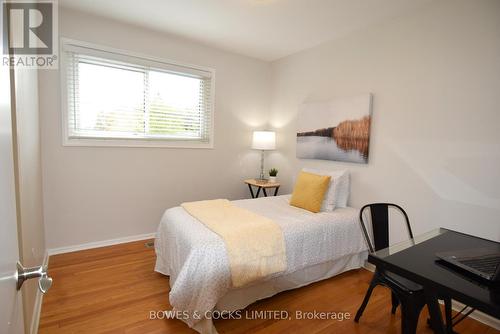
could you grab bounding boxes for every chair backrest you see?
[359,203,413,253]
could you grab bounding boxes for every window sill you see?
[62,137,214,149]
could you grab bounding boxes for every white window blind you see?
[62,42,214,146]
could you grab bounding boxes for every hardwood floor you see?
[39,240,499,334]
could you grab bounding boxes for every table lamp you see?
[252,130,276,181]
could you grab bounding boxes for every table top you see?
[369,228,500,318]
[244,179,280,188]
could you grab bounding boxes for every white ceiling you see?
[60,0,433,61]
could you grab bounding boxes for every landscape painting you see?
[296,93,372,164]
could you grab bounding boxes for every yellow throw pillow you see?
[290,171,331,213]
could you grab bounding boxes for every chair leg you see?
[355,278,378,323]
[391,291,399,314]
[400,298,426,334]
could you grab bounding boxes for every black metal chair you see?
[354,203,454,334]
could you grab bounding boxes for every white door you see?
[0,64,25,332]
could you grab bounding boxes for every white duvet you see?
[155,195,367,332]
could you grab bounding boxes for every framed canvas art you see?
[296,93,372,164]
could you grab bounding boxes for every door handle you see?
[16,262,53,294]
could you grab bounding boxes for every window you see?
[61,39,214,148]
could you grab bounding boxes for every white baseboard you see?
[361,263,500,330]
[47,232,156,256]
[363,261,375,272]
[30,251,49,334]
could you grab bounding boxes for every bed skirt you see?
[191,251,368,334]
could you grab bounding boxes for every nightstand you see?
[244,179,280,198]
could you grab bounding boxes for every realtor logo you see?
[1,0,58,68]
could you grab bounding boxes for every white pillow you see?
[302,168,350,211]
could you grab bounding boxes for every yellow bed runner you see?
[181,199,287,288]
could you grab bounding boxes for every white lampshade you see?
[252,131,276,150]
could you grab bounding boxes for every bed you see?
[154,194,368,334]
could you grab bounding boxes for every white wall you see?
[269,0,500,242]
[39,8,271,249]
[41,1,500,250]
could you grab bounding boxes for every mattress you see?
[155,195,368,333]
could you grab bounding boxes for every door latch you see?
[16,262,53,294]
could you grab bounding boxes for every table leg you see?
[255,187,261,198]
[444,297,454,334]
[425,289,447,334]
[274,186,280,196]
[263,188,268,197]
[248,184,255,198]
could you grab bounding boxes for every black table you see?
[368,228,500,333]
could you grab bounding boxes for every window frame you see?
[60,38,215,148]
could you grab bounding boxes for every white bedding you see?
[155,195,367,333]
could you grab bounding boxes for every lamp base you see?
[259,150,266,182]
